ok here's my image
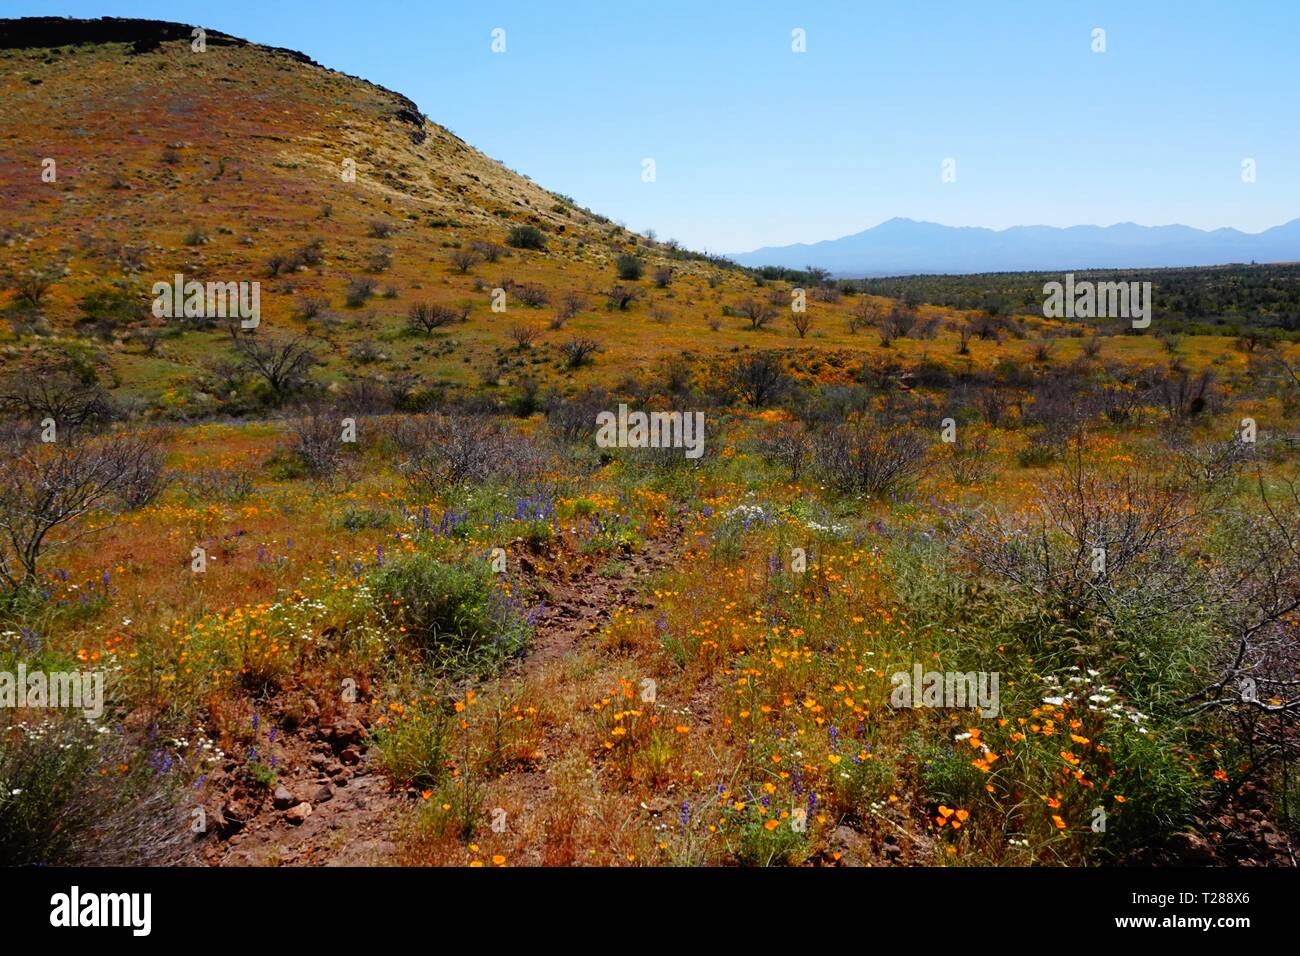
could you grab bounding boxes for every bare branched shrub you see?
[0,430,165,588]
[790,312,813,339]
[449,248,481,274]
[879,304,917,347]
[757,421,813,482]
[951,319,973,355]
[960,451,1199,622]
[557,291,586,320]
[730,351,790,407]
[560,337,599,368]
[365,247,393,273]
[514,283,549,308]
[7,266,60,307]
[181,467,254,504]
[1095,382,1140,425]
[1172,435,1255,491]
[116,440,169,510]
[298,295,329,319]
[848,298,881,334]
[0,367,111,437]
[814,423,929,498]
[1146,364,1219,424]
[393,414,542,490]
[508,324,540,349]
[470,240,504,263]
[1189,475,1300,730]
[605,285,641,311]
[545,388,610,443]
[943,429,993,486]
[368,219,396,238]
[292,407,348,477]
[345,276,378,307]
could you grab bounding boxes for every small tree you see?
[231,332,318,402]
[848,298,880,334]
[408,302,468,334]
[738,298,775,330]
[790,312,813,339]
[560,337,599,368]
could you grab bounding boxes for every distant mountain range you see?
[728,217,1300,277]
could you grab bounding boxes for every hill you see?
[0,17,745,413]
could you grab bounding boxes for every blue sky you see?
[11,1,1300,251]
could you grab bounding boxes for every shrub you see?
[393,414,543,490]
[333,504,393,531]
[370,705,451,789]
[449,248,480,274]
[730,352,790,407]
[514,283,549,308]
[560,337,599,368]
[615,254,644,280]
[231,332,318,402]
[545,388,609,443]
[508,324,540,349]
[605,285,641,311]
[292,407,348,477]
[0,716,186,865]
[370,554,531,671]
[506,225,546,250]
[345,277,378,307]
[814,424,929,497]
[470,240,504,263]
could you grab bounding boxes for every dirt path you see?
[200,519,687,866]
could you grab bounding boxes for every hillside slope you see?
[0,17,751,410]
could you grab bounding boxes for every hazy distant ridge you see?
[729,217,1300,276]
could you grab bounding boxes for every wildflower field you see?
[2,18,1299,871]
